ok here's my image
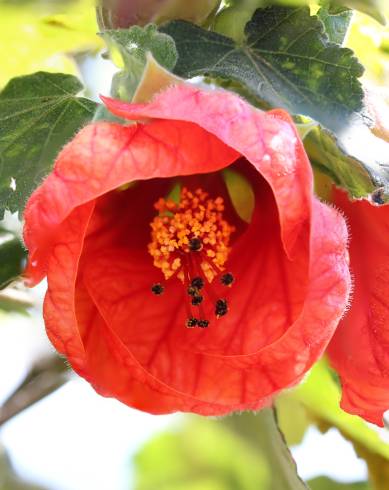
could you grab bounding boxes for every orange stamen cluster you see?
[148,187,235,282]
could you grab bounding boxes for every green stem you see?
[222,408,309,490]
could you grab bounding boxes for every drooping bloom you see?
[327,189,389,426]
[23,85,350,415]
[321,86,389,426]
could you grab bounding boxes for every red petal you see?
[77,252,272,415]
[24,119,239,285]
[23,85,351,414]
[76,192,349,413]
[43,201,95,374]
[103,85,313,259]
[327,189,389,426]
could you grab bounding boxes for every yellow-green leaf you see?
[0,0,102,87]
[223,169,255,223]
[283,361,389,490]
[134,417,270,490]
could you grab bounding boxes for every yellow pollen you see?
[148,187,235,282]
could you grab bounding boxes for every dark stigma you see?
[188,237,202,252]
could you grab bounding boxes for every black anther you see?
[215,299,228,317]
[191,277,204,290]
[198,320,209,328]
[186,318,198,328]
[151,283,164,295]
[191,295,204,306]
[221,273,234,287]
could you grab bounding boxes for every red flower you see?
[23,85,350,415]
[327,189,389,426]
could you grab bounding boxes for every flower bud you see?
[97,0,221,29]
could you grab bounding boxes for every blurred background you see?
[0,0,389,489]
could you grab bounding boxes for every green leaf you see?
[217,0,386,25]
[300,115,389,198]
[134,410,310,489]
[308,476,370,490]
[213,1,265,43]
[296,119,320,140]
[276,395,311,446]
[0,72,97,218]
[335,0,386,24]
[225,409,309,490]
[287,361,389,490]
[317,3,353,44]
[132,52,183,104]
[223,169,255,223]
[0,229,26,289]
[134,416,270,490]
[162,7,364,131]
[166,182,182,204]
[102,24,178,69]
[102,24,178,100]
[293,361,389,460]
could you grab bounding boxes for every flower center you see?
[148,187,236,328]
